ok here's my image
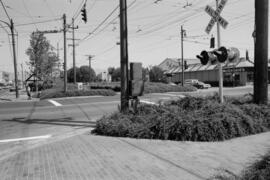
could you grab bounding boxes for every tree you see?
[67,65,96,83]
[67,67,81,83]
[111,67,121,81]
[26,32,59,81]
[149,66,167,83]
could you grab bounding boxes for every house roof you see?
[165,58,264,74]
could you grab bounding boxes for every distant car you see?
[168,82,177,86]
[197,81,211,89]
[184,79,211,89]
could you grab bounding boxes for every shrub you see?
[88,82,196,93]
[40,89,116,100]
[210,150,270,180]
[144,82,196,94]
[92,95,270,142]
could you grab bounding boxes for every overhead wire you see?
[22,0,38,29]
[0,22,13,59]
[79,5,120,43]
[43,0,56,17]
[0,0,11,21]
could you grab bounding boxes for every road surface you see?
[0,85,269,161]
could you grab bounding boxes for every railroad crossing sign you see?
[205,0,228,34]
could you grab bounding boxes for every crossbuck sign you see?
[205,0,228,34]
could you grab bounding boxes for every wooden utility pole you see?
[10,19,19,98]
[86,55,94,85]
[181,25,185,86]
[119,0,129,111]
[72,18,76,84]
[63,14,67,92]
[254,0,268,104]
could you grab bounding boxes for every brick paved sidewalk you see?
[0,132,270,180]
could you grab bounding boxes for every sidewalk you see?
[0,90,39,103]
[0,131,269,180]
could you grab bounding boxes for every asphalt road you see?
[0,85,269,160]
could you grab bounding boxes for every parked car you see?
[184,79,211,89]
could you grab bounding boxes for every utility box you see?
[129,62,144,97]
[77,82,83,90]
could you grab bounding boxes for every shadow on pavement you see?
[4,117,96,128]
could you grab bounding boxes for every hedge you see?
[40,89,116,100]
[92,94,270,142]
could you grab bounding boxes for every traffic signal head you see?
[184,60,188,69]
[81,4,87,23]
[213,46,228,63]
[196,50,211,65]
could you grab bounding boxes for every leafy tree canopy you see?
[26,32,59,81]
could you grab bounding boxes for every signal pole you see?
[254,0,268,104]
[119,0,129,112]
[180,25,185,86]
[216,0,223,103]
[63,14,67,92]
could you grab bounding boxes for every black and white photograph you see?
[0,0,269,179]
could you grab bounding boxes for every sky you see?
[0,0,268,75]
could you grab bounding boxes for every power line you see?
[22,0,38,29]
[0,0,11,21]
[0,22,13,61]
[43,0,56,17]
[84,0,137,42]
[14,18,62,27]
[79,5,119,43]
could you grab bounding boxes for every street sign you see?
[205,0,228,34]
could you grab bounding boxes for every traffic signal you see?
[196,50,216,65]
[184,60,188,69]
[81,4,87,23]
[196,47,240,65]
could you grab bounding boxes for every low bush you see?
[89,82,196,93]
[210,150,270,180]
[144,82,197,94]
[40,89,116,100]
[92,94,270,141]
[90,82,121,92]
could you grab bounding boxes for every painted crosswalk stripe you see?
[0,135,52,143]
[48,99,62,106]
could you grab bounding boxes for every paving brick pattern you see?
[0,132,270,180]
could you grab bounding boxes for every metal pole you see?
[72,18,76,84]
[119,0,129,112]
[89,56,91,84]
[216,0,223,103]
[63,14,67,92]
[10,19,19,98]
[21,63,24,86]
[254,0,268,104]
[181,25,184,86]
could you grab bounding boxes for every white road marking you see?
[151,93,185,98]
[0,135,52,143]
[48,99,62,106]
[140,100,157,105]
